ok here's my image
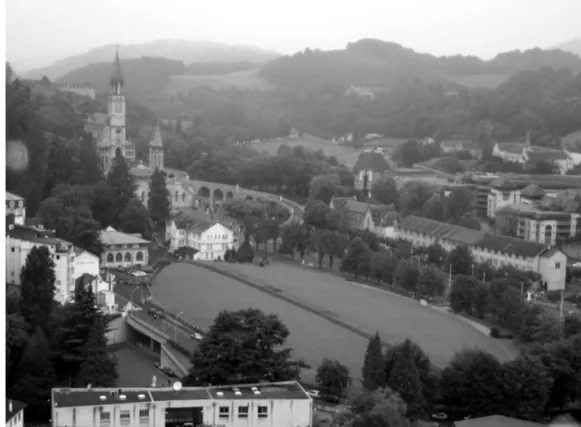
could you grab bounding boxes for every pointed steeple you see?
[150,123,162,146]
[110,43,124,86]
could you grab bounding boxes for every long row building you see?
[395,215,567,290]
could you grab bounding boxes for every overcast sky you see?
[6,0,581,71]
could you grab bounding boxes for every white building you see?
[74,248,101,279]
[55,83,96,100]
[100,227,150,268]
[396,215,567,290]
[492,139,574,174]
[6,192,26,225]
[51,382,312,427]
[6,224,76,303]
[166,211,235,260]
[6,399,26,427]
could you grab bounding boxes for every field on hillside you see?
[163,69,270,94]
[151,263,370,382]
[447,73,511,89]
[197,261,516,368]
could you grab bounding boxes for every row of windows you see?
[100,409,149,424]
[105,252,145,263]
[219,405,268,419]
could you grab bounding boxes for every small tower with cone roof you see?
[149,123,164,171]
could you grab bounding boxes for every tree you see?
[426,242,446,265]
[6,314,30,393]
[341,238,370,277]
[449,275,477,314]
[349,388,411,427]
[530,159,555,174]
[184,309,307,386]
[400,140,422,167]
[148,168,171,229]
[19,246,56,333]
[444,188,474,223]
[12,328,55,422]
[79,135,104,185]
[398,181,434,216]
[394,261,419,293]
[90,181,116,227]
[501,356,552,420]
[371,177,399,207]
[77,319,119,387]
[119,198,154,240]
[316,358,351,396]
[447,245,474,276]
[386,340,425,420]
[422,194,445,221]
[107,149,136,225]
[362,332,385,390]
[417,265,446,298]
[309,174,340,203]
[564,314,581,338]
[58,281,101,381]
[456,212,481,230]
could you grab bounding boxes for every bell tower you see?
[108,44,126,145]
[149,123,164,170]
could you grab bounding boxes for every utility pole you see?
[559,288,564,318]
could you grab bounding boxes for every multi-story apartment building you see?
[165,210,236,260]
[100,227,150,268]
[496,204,580,245]
[6,400,26,427]
[51,382,312,427]
[6,192,26,225]
[395,215,567,290]
[6,224,76,302]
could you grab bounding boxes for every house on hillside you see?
[165,210,236,260]
[329,197,399,236]
[352,151,391,196]
[395,215,567,290]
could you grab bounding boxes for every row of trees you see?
[7,247,118,421]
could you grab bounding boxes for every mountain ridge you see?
[21,39,281,80]
[553,38,581,57]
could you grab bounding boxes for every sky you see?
[6,0,581,71]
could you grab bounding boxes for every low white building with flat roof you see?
[100,226,150,267]
[51,382,312,427]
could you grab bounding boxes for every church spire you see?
[110,43,124,87]
[150,122,162,146]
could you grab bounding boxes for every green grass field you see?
[151,261,515,385]
[446,73,511,89]
[164,69,271,94]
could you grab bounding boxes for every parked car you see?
[131,270,146,277]
[306,390,321,399]
[148,308,160,319]
[190,332,203,341]
[162,367,176,377]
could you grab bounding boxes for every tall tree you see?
[347,388,410,427]
[12,328,55,422]
[316,358,352,396]
[148,168,171,229]
[371,178,399,207]
[107,149,136,225]
[19,246,56,333]
[79,135,104,185]
[447,245,474,276]
[184,308,307,386]
[362,332,385,390]
[58,281,101,382]
[386,341,425,420]
[77,319,119,387]
[119,198,154,239]
[6,314,30,393]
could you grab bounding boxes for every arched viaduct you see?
[136,178,304,223]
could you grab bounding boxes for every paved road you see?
[115,285,199,355]
[115,346,171,387]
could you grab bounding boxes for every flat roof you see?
[53,382,310,408]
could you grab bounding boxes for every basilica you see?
[85,48,192,212]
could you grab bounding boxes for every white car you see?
[190,332,203,341]
[131,270,146,277]
[307,390,321,399]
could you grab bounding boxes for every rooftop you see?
[520,184,545,199]
[526,150,569,162]
[397,215,485,245]
[52,382,309,408]
[6,191,24,201]
[330,197,370,215]
[6,400,26,422]
[497,142,525,154]
[474,233,548,259]
[100,227,149,246]
[497,204,572,220]
[352,151,390,173]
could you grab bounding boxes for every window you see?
[258,406,268,418]
[56,255,60,260]
[11,248,14,252]
[125,252,132,262]
[100,412,111,425]
[139,409,149,420]
[238,406,249,418]
[219,407,229,418]
[107,253,114,263]
[137,251,144,261]
[116,253,123,262]
[555,262,561,269]
[120,410,131,424]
